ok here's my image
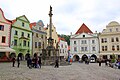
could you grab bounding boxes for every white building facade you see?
[58,38,68,60]
[70,23,99,61]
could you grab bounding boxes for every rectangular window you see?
[110,29,112,32]
[35,42,37,48]
[36,33,38,37]
[81,40,84,44]
[81,47,84,51]
[23,40,26,46]
[21,32,24,37]
[28,42,29,47]
[15,30,18,35]
[116,28,118,32]
[85,47,87,51]
[61,44,63,48]
[105,46,107,51]
[92,47,95,51]
[104,38,107,43]
[2,36,6,43]
[74,41,76,44]
[22,22,24,27]
[116,37,119,42]
[84,40,87,44]
[38,42,41,48]
[101,38,104,43]
[81,40,86,44]
[39,27,41,30]
[41,35,43,39]
[74,47,77,52]
[28,34,30,38]
[117,45,119,51]
[0,25,4,31]
[102,46,104,51]
[14,40,17,46]
[111,38,114,42]
[23,41,26,46]
[92,40,95,44]
[112,45,115,51]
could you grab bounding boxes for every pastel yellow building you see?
[99,21,120,59]
[45,24,59,48]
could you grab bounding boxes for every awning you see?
[0,47,15,52]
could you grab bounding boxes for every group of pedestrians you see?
[27,56,41,69]
[12,56,20,68]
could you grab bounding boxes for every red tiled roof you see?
[75,23,93,34]
[30,22,36,29]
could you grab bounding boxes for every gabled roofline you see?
[16,15,30,23]
[0,8,11,24]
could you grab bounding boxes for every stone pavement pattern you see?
[0,62,120,80]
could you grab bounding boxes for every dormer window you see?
[83,35,85,37]
[22,22,24,27]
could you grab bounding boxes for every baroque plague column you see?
[42,6,59,65]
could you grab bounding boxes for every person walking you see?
[17,56,20,68]
[98,58,102,66]
[55,59,59,68]
[12,57,16,67]
[38,57,41,68]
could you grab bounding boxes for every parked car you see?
[90,57,95,63]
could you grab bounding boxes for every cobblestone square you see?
[0,61,120,80]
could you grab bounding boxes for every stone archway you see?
[91,54,97,60]
[82,54,88,61]
[25,53,30,60]
[9,53,16,58]
[18,53,24,60]
[73,55,80,61]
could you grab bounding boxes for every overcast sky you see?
[0,0,120,35]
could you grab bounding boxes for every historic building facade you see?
[10,15,32,60]
[45,24,59,48]
[70,23,99,61]
[30,20,47,56]
[99,21,120,59]
[0,8,15,61]
[58,37,68,60]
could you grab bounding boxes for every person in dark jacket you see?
[55,59,59,68]
[12,57,16,67]
[38,57,41,68]
[17,56,20,68]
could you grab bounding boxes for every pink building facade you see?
[0,8,15,61]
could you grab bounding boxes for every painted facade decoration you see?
[10,15,32,60]
[58,37,68,60]
[30,20,47,56]
[45,24,59,48]
[0,8,15,61]
[70,23,99,61]
[99,21,120,59]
